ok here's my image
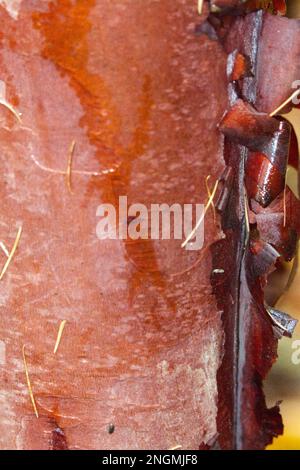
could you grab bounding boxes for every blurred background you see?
[265,0,300,449]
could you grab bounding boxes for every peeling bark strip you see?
[210,6,300,449]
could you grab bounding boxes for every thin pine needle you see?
[66,140,76,194]
[0,81,22,123]
[205,175,216,223]
[182,179,219,248]
[0,242,9,258]
[0,226,22,281]
[30,154,116,177]
[22,345,39,418]
[54,320,67,354]
[198,0,204,14]
[269,89,300,117]
[0,100,22,123]
[171,246,209,278]
[169,445,182,450]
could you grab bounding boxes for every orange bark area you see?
[232,53,248,81]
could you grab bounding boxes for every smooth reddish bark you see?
[0,0,227,449]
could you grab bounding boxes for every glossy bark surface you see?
[213,10,300,450]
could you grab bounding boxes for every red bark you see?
[0,0,227,450]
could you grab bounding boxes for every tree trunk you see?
[0,0,299,450]
[0,0,226,450]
